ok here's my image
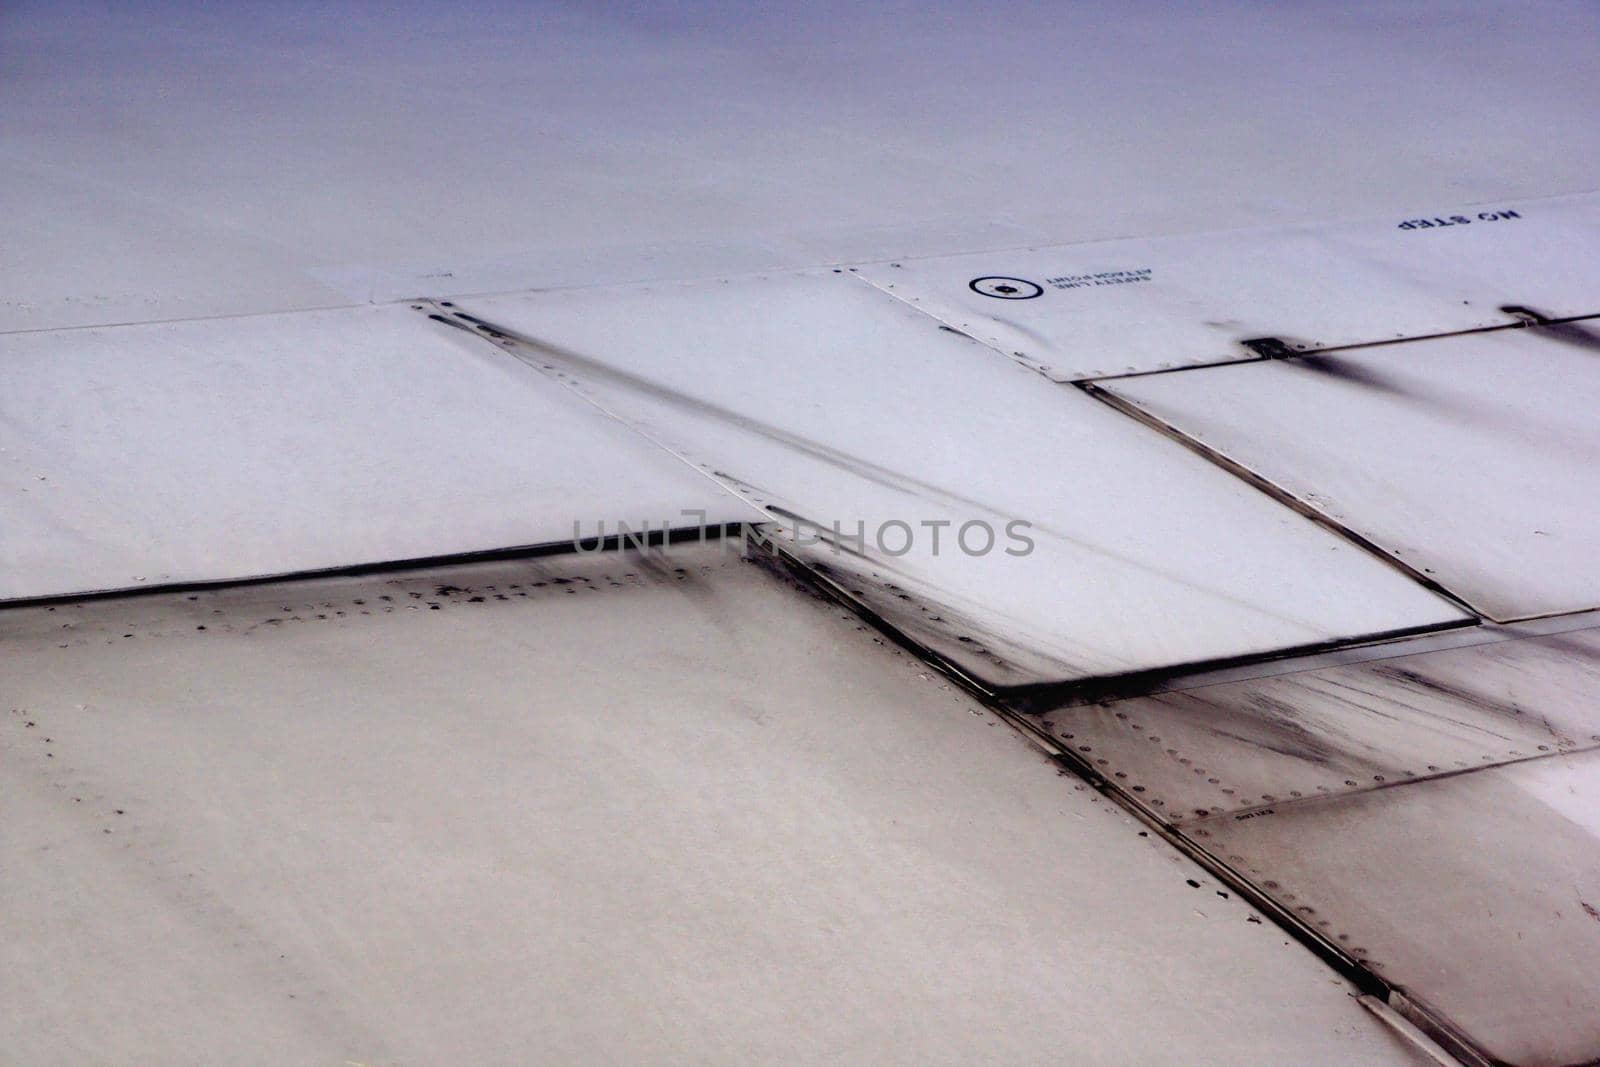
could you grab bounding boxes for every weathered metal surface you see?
[1006,623,1600,1064]
[0,305,743,602]
[451,273,1463,691]
[1197,750,1600,1067]
[8,5,1600,1061]
[1105,324,1600,621]
[853,193,1600,380]
[1040,625,1600,824]
[0,542,1419,1066]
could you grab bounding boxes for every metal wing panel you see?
[1199,750,1600,1067]
[1040,625,1600,824]
[1105,325,1600,621]
[451,273,1463,690]
[0,542,1419,1066]
[0,305,743,601]
[853,194,1600,380]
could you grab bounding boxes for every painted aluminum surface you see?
[453,273,1463,690]
[7,3,1600,1061]
[0,542,1418,1066]
[1105,324,1600,621]
[853,193,1600,380]
[0,305,742,601]
[1199,750,1600,1067]
[1042,625,1600,824]
[1012,622,1600,1064]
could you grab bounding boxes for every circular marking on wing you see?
[969,276,1043,300]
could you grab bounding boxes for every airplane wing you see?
[6,3,1600,1064]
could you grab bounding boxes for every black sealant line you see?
[0,523,746,613]
[743,526,1006,702]
[1077,309,1600,386]
[742,526,1496,1066]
